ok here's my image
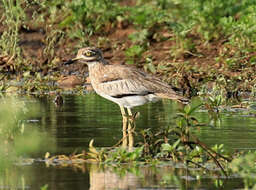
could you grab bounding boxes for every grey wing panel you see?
[98,79,152,97]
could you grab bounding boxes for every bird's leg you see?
[127,108,138,129]
[127,108,134,149]
[120,105,128,148]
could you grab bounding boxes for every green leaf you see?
[184,104,191,115]
[187,103,203,115]
[161,143,173,152]
[172,139,181,149]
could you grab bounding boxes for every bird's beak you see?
[63,57,80,65]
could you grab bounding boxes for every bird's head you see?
[64,47,103,65]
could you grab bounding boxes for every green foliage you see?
[0,98,28,142]
[87,139,107,162]
[105,147,144,163]
[159,140,183,162]
[207,94,223,112]
[85,139,143,164]
[231,152,256,189]
[59,0,125,35]
[48,100,230,175]
[40,184,49,190]
[141,102,230,175]
[43,28,64,63]
[128,29,149,45]
[190,0,240,40]
[176,103,203,127]
[1,0,256,95]
[82,101,226,173]
[128,3,167,28]
[168,22,195,58]
[204,93,225,127]
[220,2,256,49]
[143,57,156,74]
[0,97,55,170]
[0,0,26,64]
[125,45,145,64]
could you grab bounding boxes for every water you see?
[34,94,179,153]
[3,94,256,189]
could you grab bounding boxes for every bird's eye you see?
[85,51,92,56]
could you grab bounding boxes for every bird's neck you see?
[88,60,107,86]
[87,59,108,71]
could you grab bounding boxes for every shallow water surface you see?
[4,94,256,189]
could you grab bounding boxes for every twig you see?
[191,134,232,162]
[186,159,209,171]
[190,134,229,176]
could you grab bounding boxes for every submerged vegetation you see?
[45,100,256,189]
[0,95,255,189]
[48,103,232,174]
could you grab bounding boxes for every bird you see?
[64,47,189,146]
[54,92,64,106]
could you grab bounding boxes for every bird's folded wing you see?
[98,79,152,97]
[97,65,182,99]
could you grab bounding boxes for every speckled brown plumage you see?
[64,47,189,148]
[65,47,189,109]
[89,63,188,103]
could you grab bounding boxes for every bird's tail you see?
[177,96,190,104]
[156,93,190,104]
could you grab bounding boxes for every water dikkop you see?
[64,47,189,120]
